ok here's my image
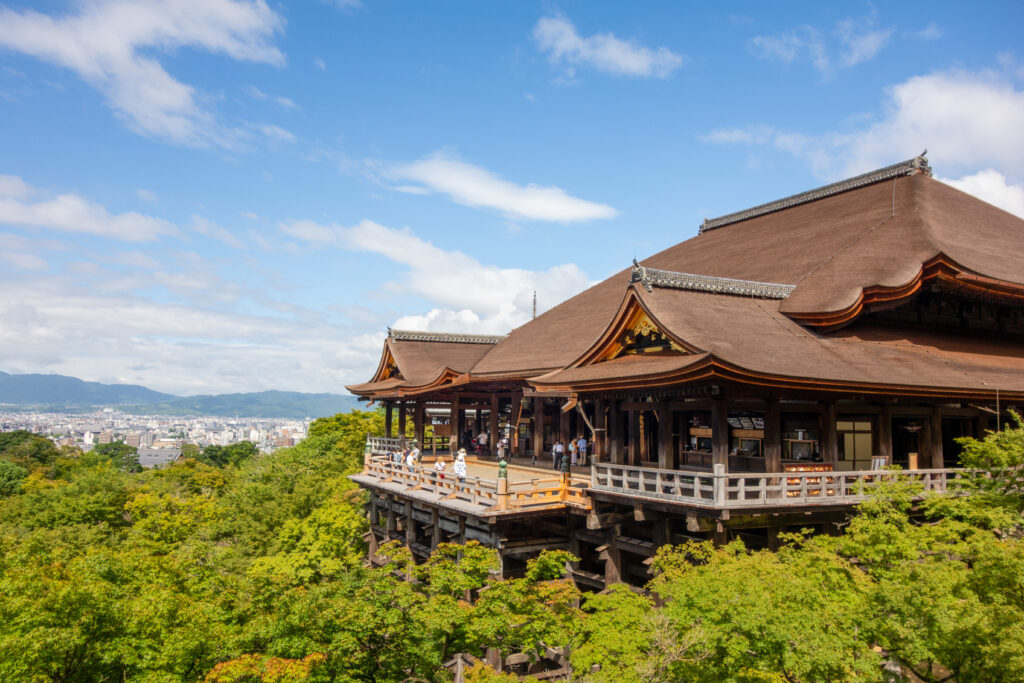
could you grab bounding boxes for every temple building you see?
[348,155,1024,588]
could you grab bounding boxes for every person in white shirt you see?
[454,448,468,482]
[552,440,565,469]
[410,444,421,464]
[433,456,446,481]
[405,449,416,473]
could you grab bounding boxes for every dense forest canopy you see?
[1,410,1023,682]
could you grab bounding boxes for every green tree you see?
[93,441,141,473]
[0,429,59,467]
[0,460,28,497]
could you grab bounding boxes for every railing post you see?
[713,463,726,507]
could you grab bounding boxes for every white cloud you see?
[278,218,593,333]
[191,216,246,249]
[243,84,299,109]
[700,69,1024,180]
[909,22,942,41]
[135,188,158,203]
[941,169,1024,219]
[0,0,284,147]
[0,250,47,270]
[750,13,893,76]
[0,174,34,199]
[313,56,326,71]
[383,153,617,223]
[0,176,180,242]
[254,123,296,143]
[533,16,683,79]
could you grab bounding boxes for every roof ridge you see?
[699,153,932,234]
[630,262,795,299]
[388,329,506,345]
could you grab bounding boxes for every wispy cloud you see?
[750,12,893,77]
[533,15,683,79]
[941,169,1024,219]
[380,153,617,223]
[908,22,942,42]
[0,175,180,242]
[191,216,246,249]
[0,0,285,147]
[243,85,300,110]
[278,218,593,333]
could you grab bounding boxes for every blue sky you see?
[0,1,1022,395]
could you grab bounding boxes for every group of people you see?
[390,444,468,483]
[551,435,588,469]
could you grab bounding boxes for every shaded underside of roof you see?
[346,338,495,396]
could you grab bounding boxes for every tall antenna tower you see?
[532,290,537,319]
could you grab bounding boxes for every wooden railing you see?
[361,456,590,512]
[591,463,964,510]
[367,436,404,456]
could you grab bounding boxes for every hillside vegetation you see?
[1,410,1023,682]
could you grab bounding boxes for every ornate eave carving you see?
[388,328,506,345]
[596,307,687,363]
[630,262,795,299]
[699,153,932,234]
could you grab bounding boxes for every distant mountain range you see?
[0,371,361,419]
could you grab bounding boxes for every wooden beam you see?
[384,402,393,439]
[586,510,632,530]
[398,401,407,447]
[594,398,606,462]
[413,401,425,449]
[450,395,461,452]
[604,526,622,585]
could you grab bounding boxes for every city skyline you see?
[0,2,1021,395]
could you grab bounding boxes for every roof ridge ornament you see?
[699,153,933,234]
[389,329,507,344]
[630,264,795,299]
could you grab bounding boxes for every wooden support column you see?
[821,402,838,464]
[533,397,545,458]
[450,395,462,452]
[975,412,990,439]
[489,394,499,458]
[559,405,570,448]
[878,404,893,464]
[384,402,393,439]
[510,391,525,457]
[657,400,672,469]
[385,496,397,541]
[413,401,425,450]
[711,398,729,473]
[765,400,782,474]
[430,508,440,550]
[603,526,622,586]
[398,401,407,447]
[594,398,605,462]
[405,507,415,549]
[629,409,640,466]
[609,401,622,465]
[475,409,482,441]
[929,405,944,468]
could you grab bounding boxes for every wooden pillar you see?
[594,397,605,462]
[385,496,397,541]
[766,527,780,551]
[413,402,425,450]
[629,409,640,466]
[711,398,729,473]
[450,395,461,452]
[474,409,482,441]
[929,405,944,469]
[609,401,622,465]
[820,402,837,464]
[765,400,781,474]
[657,400,672,469]
[533,397,545,458]
[489,394,499,458]
[603,526,622,586]
[405,508,415,549]
[975,412,990,439]
[430,508,441,550]
[559,406,570,448]
[878,404,893,464]
[398,401,407,447]
[384,402,393,439]
[512,391,526,457]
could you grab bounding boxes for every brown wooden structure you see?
[349,155,1024,588]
